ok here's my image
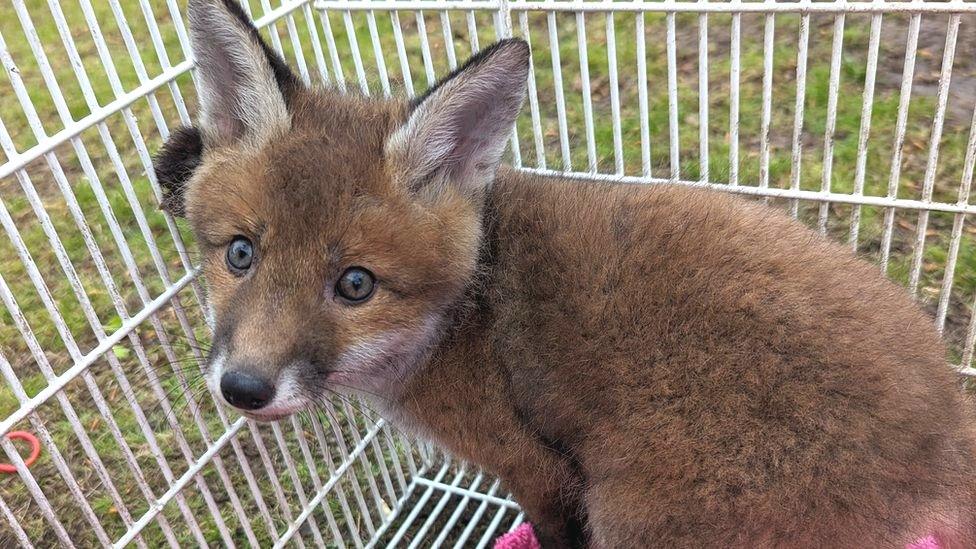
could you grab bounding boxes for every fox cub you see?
[155,1,976,546]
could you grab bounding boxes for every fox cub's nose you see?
[220,371,275,410]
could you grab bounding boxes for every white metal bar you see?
[358,410,399,510]
[379,425,409,494]
[288,417,347,548]
[308,412,366,547]
[963,283,976,366]
[496,0,514,35]
[880,11,920,272]
[101,0,174,141]
[516,167,976,214]
[728,11,740,186]
[270,422,330,547]
[637,7,651,178]
[274,421,389,549]
[697,2,708,182]
[0,354,113,546]
[818,13,846,234]
[0,170,169,544]
[848,12,882,251]
[789,12,810,218]
[0,493,34,549]
[665,12,679,180]
[429,472,487,549]
[0,437,75,548]
[937,101,976,334]
[0,173,172,546]
[416,11,438,87]
[362,477,423,549]
[576,11,598,172]
[367,1,392,96]
[0,59,192,180]
[0,156,190,549]
[304,2,333,85]
[319,9,349,92]
[132,0,191,121]
[413,477,521,511]
[0,226,206,547]
[467,9,481,52]
[518,12,547,169]
[509,513,526,531]
[475,502,512,549]
[908,14,960,296]
[386,461,453,547]
[315,0,976,14]
[441,11,458,70]
[343,8,372,95]
[259,0,287,55]
[494,0,522,168]
[606,13,624,175]
[388,10,414,96]
[0,269,198,437]
[334,400,393,527]
[758,12,775,198]
[244,421,310,549]
[1,19,180,541]
[547,11,572,170]
[407,465,470,548]
[113,418,249,548]
[451,479,504,549]
[285,10,313,86]
[324,404,379,537]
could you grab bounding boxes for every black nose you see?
[220,371,274,410]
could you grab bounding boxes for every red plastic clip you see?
[0,431,41,474]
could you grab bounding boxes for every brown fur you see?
[158,3,976,547]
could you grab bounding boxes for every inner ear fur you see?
[386,38,531,197]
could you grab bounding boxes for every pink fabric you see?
[907,535,941,549]
[492,522,940,549]
[493,523,541,549]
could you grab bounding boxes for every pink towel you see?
[907,535,941,549]
[493,523,541,549]
[492,522,941,549]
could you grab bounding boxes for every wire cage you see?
[2,0,976,546]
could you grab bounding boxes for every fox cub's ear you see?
[187,0,302,148]
[386,38,530,197]
[153,126,204,217]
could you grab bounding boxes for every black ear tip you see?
[489,38,530,67]
[496,37,529,51]
[501,37,530,54]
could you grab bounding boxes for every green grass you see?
[1,1,975,546]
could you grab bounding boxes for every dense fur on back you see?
[158,2,976,547]
[472,175,976,546]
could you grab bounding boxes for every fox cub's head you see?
[155,0,528,420]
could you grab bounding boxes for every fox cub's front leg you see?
[395,357,587,548]
[488,428,587,548]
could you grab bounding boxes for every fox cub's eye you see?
[226,237,254,274]
[337,268,375,303]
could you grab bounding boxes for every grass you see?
[1,1,975,546]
